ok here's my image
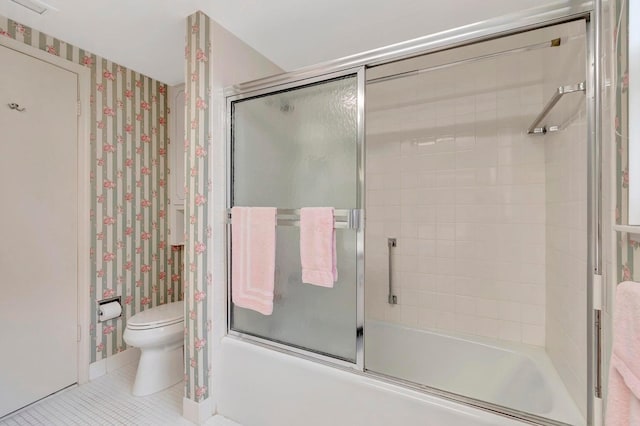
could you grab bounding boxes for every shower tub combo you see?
[214,3,603,426]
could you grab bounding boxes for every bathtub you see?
[365,321,585,425]
[214,331,584,426]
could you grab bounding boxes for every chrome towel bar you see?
[226,208,362,230]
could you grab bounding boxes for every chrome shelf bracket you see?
[527,81,586,135]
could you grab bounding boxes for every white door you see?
[0,44,78,417]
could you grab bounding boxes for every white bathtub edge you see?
[216,337,527,426]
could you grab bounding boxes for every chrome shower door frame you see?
[225,66,367,371]
[223,1,602,425]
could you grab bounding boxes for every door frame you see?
[0,35,91,385]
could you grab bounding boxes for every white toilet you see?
[123,301,184,396]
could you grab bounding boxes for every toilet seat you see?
[126,301,184,330]
[126,317,183,330]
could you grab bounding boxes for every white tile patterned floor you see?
[0,364,240,426]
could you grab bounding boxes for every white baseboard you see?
[88,359,106,380]
[183,396,213,425]
[89,348,141,380]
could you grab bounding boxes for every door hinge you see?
[77,324,81,342]
[593,273,603,310]
[77,100,81,116]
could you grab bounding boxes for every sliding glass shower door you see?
[228,71,363,362]
[363,20,588,426]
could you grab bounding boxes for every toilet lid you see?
[127,301,184,329]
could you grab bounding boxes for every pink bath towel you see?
[300,207,337,287]
[231,207,276,315]
[606,281,640,425]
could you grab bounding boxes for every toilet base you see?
[132,344,184,396]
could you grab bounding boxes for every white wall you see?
[542,21,588,418]
[208,18,283,417]
[365,46,547,346]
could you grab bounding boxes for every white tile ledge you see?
[613,224,640,234]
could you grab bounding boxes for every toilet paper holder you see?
[98,296,122,322]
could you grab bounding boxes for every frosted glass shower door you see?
[229,72,362,362]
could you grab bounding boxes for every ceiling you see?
[0,0,577,85]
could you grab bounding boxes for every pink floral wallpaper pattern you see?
[184,11,212,402]
[0,16,184,362]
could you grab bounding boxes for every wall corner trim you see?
[182,396,214,425]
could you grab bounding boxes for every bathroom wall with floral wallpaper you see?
[183,10,212,403]
[0,15,183,363]
[182,11,283,404]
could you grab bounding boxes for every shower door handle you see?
[388,238,397,304]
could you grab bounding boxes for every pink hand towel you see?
[300,207,337,287]
[606,281,640,425]
[231,207,276,315]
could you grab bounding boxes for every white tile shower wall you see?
[365,50,547,345]
[543,23,588,417]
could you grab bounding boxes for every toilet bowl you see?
[123,301,184,396]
